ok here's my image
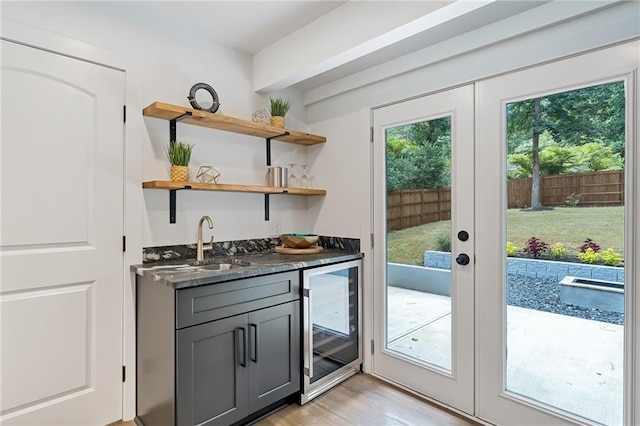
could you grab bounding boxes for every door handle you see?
[303,288,313,378]
[456,253,470,265]
[236,327,247,367]
[249,323,258,363]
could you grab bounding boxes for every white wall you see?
[1,1,314,247]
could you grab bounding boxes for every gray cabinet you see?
[137,271,300,426]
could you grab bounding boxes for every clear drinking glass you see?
[300,165,310,188]
[288,163,297,187]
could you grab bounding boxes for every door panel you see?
[177,314,249,426]
[372,85,475,414]
[476,42,638,425]
[248,302,300,412]
[0,40,124,425]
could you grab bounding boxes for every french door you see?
[476,41,638,425]
[372,41,638,425]
[372,85,475,414]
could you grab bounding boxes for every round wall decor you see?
[187,83,220,113]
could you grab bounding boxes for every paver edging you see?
[423,250,624,282]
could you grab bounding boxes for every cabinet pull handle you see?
[303,288,313,378]
[236,327,247,368]
[250,323,258,363]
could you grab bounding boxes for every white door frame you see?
[1,18,144,421]
[475,41,639,425]
[371,84,475,414]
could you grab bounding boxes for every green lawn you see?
[387,206,624,265]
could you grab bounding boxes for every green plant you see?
[601,248,622,266]
[506,241,518,256]
[565,192,582,207]
[523,236,548,259]
[435,233,451,252]
[269,97,292,117]
[577,247,600,264]
[549,242,569,260]
[166,141,193,166]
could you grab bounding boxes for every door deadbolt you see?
[457,231,469,241]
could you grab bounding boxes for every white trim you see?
[1,17,144,421]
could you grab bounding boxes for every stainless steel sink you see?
[189,258,252,271]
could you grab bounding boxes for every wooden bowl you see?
[279,234,319,249]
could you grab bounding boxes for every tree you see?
[386,117,451,191]
[507,81,625,208]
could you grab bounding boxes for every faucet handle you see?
[203,235,214,252]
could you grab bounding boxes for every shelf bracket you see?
[169,112,193,144]
[169,185,192,224]
[265,132,289,166]
[169,190,177,223]
[264,132,289,220]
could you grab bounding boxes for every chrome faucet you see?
[196,215,214,262]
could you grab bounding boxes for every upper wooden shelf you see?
[143,180,327,196]
[143,102,326,146]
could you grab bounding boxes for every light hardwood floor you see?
[115,373,476,425]
[257,373,474,426]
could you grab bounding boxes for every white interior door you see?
[1,40,125,425]
[476,42,639,425]
[372,85,475,414]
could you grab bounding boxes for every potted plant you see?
[268,97,292,128]
[167,141,193,182]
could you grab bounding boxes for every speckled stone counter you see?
[131,250,362,289]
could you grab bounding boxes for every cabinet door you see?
[248,302,300,412]
[176,314,249,426]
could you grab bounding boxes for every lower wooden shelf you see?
[142,180,326,223]
[142,180,326,195]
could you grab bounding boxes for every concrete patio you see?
[386,286,624,426]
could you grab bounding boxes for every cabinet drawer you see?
[177,271,300,328]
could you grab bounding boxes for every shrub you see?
[565,192,582,207]
[577,247,600,264]
[523,236,549,259]
[580,238,601,253]
[506,241,518,256]
[601,248,622,266]
[435,233,451,252]
[550,243,569,260]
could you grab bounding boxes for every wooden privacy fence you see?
[387,188,451,231]
[508,170,624,208]
[388,170,623,231]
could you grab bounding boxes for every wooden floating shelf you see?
[143,181,327,196]
[143,102,326,146]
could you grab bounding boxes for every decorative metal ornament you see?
[196,166,220,184]
[252,109,270,125]
[188,83,220,113]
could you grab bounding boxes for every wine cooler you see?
[300,259,362,404]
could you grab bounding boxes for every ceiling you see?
[80,1,347,55]
[77,1,622,99]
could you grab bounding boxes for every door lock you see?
[456,253,470,265]
[457,230,469,241]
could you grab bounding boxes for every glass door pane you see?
[385,116,453,372]
[504,81,625,425]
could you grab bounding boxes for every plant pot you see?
[270,115,285,128]
[170,165,189,182]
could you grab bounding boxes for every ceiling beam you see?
[252,0,501,94]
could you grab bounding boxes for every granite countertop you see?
[131,250,363,289]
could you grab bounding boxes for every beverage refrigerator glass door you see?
[300,259,362,404]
